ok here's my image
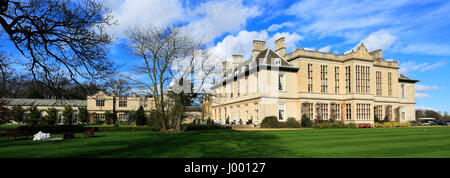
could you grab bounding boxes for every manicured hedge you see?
[313,121,358,129]
[17,125,86,133]
[282,118,301,128]
[85,125,160,132]
[260,116,282,128]
[182,124,232,131]
[374,122,411,128]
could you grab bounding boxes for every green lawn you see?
[1,127,450,158]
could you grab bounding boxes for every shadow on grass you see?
[75,130,292,158]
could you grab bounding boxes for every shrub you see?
[313,121,357,129]
[104,111,114,125]
[260,116,282,128]
[25,106,41,126]
[78,107,89,124]
[18,125,85,134]
[283,117,301,128]
[45,108,58,125]
[374,115,381,123]
[301,114,313,128]
[375,121,411,128]
[147,109,160,128]
[182,124,231,131]
[62,106,73,125]
[12,106,25,123]
[135,106,147,126]
[86,125,160,132]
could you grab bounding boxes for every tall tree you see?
[45,107,57,125]
[0,0,116,97]
[135,106,146,126]
[11,105,24,122]
[78,107,89,124]
[62,106,73,125]
[125,26,214,132]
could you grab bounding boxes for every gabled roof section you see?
[254,49,291,66]
[399,73,419,83]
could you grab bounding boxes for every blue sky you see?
[2,0,450,113]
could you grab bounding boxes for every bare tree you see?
[125,26,214,132]
[0,0,116,96]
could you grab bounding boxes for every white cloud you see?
[107,0,184,36]
[415,84,446,99]
[267,22,295,32]
[416,106,440,112]
[283,0,450,49]
[318,46,331,53]
[347,30,397,53]
[208,30,302,60]
[399,61,446,74]
[180,0,261,43]
[360,30,397,51]
[285,0,413,36]
[208,30,269,61]
[106,0,260,43]
[267,32,303,53]
[400,43,450,56]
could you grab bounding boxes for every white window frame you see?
[278,104,285,121]
[278,73,285,91]
[273,58,281,66]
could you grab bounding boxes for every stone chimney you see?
[232,54,243,70]
[275,37,286,56]
[252,40,266,59]
[222,61,228,78]
[370,49,383,59]
[132,92,137,97]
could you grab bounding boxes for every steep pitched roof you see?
[1,98,86,107]
[254,49,291,66]
[398,73,419,83]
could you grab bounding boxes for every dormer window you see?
[273,58,281,66]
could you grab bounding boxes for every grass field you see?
[1,127,450,158]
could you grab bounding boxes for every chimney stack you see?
[232,54,243,70]
[275,37,286,57]
[132,92,137,97]
[252,40,266,59]
[222,61,229,78]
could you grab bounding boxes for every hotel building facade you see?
[209,37,418,125]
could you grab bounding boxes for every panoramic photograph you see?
[1,0,450,175]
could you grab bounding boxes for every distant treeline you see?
[416,109,450,121]
[0,74,103,100]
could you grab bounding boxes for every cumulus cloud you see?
[180,0,261,43]
[208,30,269,61]
[106,0,260,43]
[107,0,184,36]
[399,61,446,74]
[208,30,302,60]
[415,84,446,99]
[347,30,397,53]
[360,30,397,51]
